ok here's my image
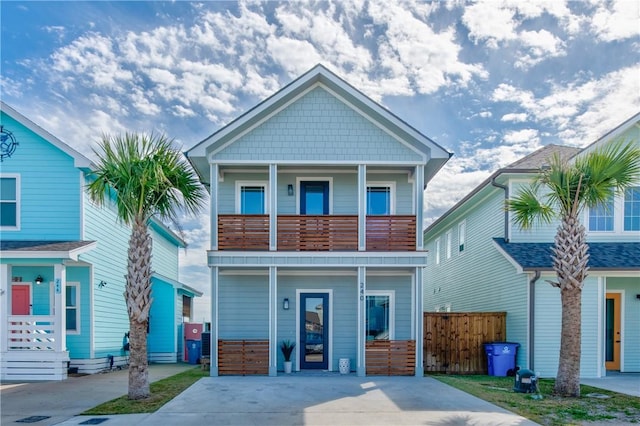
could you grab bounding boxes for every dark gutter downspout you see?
[491,176,509,242]
[529,270,541,371]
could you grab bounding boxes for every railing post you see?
[0,264,9,352]
[54,264,66,352]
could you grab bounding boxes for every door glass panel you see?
[301,182,328,215]
[605,298,614,362]
[367,187,390,215]
[304,296,324,364]
[240,186,265,214]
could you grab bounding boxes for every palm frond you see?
[506,186,554,229]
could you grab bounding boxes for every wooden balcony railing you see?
[217,215,417,251]
[218,214,269,250]
[366,340,416,375]
[218,339,269,375]
[366,215,416,251]
[277,215,358,251]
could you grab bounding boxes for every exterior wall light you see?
[35,275,44,285]
[287,184,294,196]
[283,298,290,310]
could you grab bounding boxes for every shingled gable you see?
[185,64,451,186]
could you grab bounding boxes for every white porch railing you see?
[8,315,58,351]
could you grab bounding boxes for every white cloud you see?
[590,0,640,42]
[501,113,528,122]
[503,128,540,145]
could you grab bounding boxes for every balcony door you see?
[300,292,329,369]
[300,181,329,215]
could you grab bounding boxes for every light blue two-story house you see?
[423,113,640,378]
[0,102,202,381]
[186,65,451,376]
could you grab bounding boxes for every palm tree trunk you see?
[126,219,153,399]
[552,214,588,397]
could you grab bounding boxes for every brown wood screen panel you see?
[277,215,358,251]
[423,312,507,374]
[366,216,416,251]
[366,340,416,375]
[218,215,269,250]
[218,340,269,375]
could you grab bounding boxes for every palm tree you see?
[507,140,639,397]
[87,132,205,399]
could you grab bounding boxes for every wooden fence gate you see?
[423,312,506,374]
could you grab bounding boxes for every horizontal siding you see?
[150,227,179,279]
[0,112,81,240]
[219,172,268,214]
[424,190,529,368]
[218,275,269,339]
[607,277,640,372]
[214,87,422,163]
[509,181,559,242]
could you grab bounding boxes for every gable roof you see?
[493,238,640,272]
[0,240,97,261]
[186,64,452,185]
[1,101,94,169]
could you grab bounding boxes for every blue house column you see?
[0,264,9,353]
[357,266,366,376]
[415,266,424,376]
[269,266,278,376]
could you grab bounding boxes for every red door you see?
[11,284,30,315]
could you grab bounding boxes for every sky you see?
[1,0,639,322]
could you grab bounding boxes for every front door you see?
[300,181,329,215]
[300,293,329,369]
[605,292,621,370]
[11,284,30,315]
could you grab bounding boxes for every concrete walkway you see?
[56,375,538,426]
[581,372,640,397]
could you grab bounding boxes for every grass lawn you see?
[433,374,640,425]
[82,367,208,415]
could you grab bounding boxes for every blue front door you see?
[300,292,329,369]
[300,181,329,215]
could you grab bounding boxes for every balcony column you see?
[0,264,9,352]
[357,266,366,376]
[415,266,424,376]
[269,164,278,251]
[210,266,219,376]
[53,264,67,352]
[269,266,278,376]
[358,164,367,251]
[210,163,219,251]
[415,165,425,250]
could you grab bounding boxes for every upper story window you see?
[445,230,452,259]
[236,181,268,214]
[435,238,441,265]
[624,186,640,231]
[0,175,19,229]
[366,182,395,215]
[588,193,614,232]
[66,283,80,333]
[458,220,466,252]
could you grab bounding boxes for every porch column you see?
[269,164,278,251]
[210,163,219,251]
[54,264,67,353]
[358,164,367,251]
[415,165,424,251]
[269,266,278,376]
[0,264,9,352]
[210,266,219,376]
[357,266,366,376]
[415,266,424,376]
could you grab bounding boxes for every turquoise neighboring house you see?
[186,64,451,377]
[423,113,640,379]
[0,101,202,381]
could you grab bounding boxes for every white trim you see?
[65,282,80,335]
[585,186,640,235]
[2,242,98,261]
[445,229,452,260]
[435,238,441,265]
[458,220,466,254]
[365,290,395,340]
[366,181,396,215]
[295,288,333,372]
[235,180,269,214]
[0,173,21,231]
[296,177,333,215]
[89,265,95,359]
[213,159,425,166]
[604,287,625,373]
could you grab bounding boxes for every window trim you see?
[445,229,452,259]
[585,187,640,235]
[587,193,615,233]
[366,181,396,215]
[435,237,441,265]
[623,186,640,232]
[0,173,20,230]
[65,282,80,335]
[458,220,466,253]
[365,290,395,341]
[235,180,269,214]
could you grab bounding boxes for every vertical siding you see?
[0,112,81,240]
[424,190,530,368]
[534,276,601,378]
[218,274,269,339]
[607,277,640,372]
[148,279,175,353]
[367,275,412,340]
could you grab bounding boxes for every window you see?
[458,221,466,252]
[236,181,268,214]
[445,230,452,259]
[435,238,441,265]
[66,284,79,333]
[589,193,614,231]
[0,175,19,229]
[366,291,394,340]
[624,186,640,231]
[366,182,395,215]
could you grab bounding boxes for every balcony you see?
[217,214,416,251]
